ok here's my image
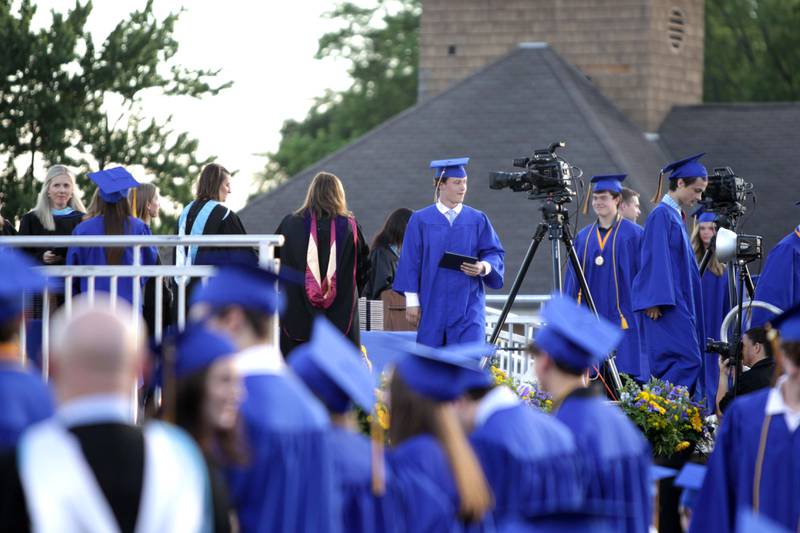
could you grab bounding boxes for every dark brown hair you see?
[389,371,492,522]
[196,164,231,202]
[96,195,132,265]
[175,367,245,465]
[620,187,640,203]
[295,172,351,219]
[372,208,412,249]
[781,341,800,366]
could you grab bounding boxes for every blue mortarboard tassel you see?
[174,325,238,380]
[534,294,623,372]
[390,340,495,401]
[88,167,140,204]
[289,317,374,413]
[0,248,50,322]
[191,263,300,315]
[430,157,469,179]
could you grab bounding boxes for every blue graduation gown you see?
[330,428,387,533]
[470,401,586,530]
[751,229,800,327]
[0,362,53,450]
[689,388,800,532]
[386,434,465,533]
[67,216,159,305]
[564,219,646,380]
[226,372,341,533]
[393,205,504,347]
[632,204,705,393]
[555,389,652,533]
[700,267,730,411]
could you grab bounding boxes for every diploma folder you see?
[438,252,479,271]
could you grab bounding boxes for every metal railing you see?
[0,234,284,378]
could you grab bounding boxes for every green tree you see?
[258,0,420,190]
[705,0,800,102]
[0,0,230,231]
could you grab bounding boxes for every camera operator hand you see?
[644,306,662,320]
[715,356,733,417]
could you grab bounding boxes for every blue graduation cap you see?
[174,325,238,380]
[675,463,707,510]
[534,294,623,371]
[430,157,469,179]
[590,174,626,194]
[736,508,793,533]
[88,167,139,204]
[770,302,800,343]
[649,465,677,483]
[0,248,50,322]
[697,212,718,223]
[289,317,374,413]
[661,153,708,180]
[391,340,495,401]
[191,263,298,315]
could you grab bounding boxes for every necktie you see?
[446,209,456,226]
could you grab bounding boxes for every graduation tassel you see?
[433,169,446,204]
[649,170,665,204]
[131,189,137,217]
[581,184,592,215]
[370,405,386,496]
[764,323,783,387]
[620,312,629,330]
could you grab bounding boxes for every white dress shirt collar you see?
[235,343,286,376]
[765,375,800,433]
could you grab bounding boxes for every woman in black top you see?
[364,207,412,300]
[17,165,86,320]
[276,172,370,356]
[0,197,16,236]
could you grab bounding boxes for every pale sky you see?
[29,0,357,210]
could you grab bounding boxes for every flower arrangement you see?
[617,376,712,457]
[490,365,553,413]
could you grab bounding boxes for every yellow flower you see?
[691,413,703,433]
[675,441,690,452]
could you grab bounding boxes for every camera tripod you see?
[488,197,623,397]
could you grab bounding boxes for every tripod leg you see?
[489,223,548,344]
[561,224,623,396]
[742,264,756,300]
[698,247,713,277]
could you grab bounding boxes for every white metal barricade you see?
[0,234,283,380]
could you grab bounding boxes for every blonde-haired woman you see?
[276,172,370,356]
[19,165,86,266]
[691,212,730,411]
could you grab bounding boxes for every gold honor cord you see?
[752,411,800,532]
[578,218,627,329]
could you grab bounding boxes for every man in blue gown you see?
[393,157,504,346]
[751,209,800,327]
[191,264,341,533]
[0,248,54,450]
[289,317,386,533]
[690,304,800,532]
[532,294,652,533]
[565,174,646,381]
[632,154,708,393]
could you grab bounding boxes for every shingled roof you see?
[240,43,671,295]
[658,102,800,261]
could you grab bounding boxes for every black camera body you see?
[700,166,752,219]
[489,142,574,200]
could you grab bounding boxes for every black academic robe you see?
[179,200,257,266]
[275,211,370,355]
[17,210,85,265]
[364,245,398,300]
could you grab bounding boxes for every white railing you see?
[485,305,545,383]
[0,234,284,378]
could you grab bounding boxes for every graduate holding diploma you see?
[393,157,504,347]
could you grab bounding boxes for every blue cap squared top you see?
[533,294,623,372]
[430,157,469,179]
[392,340,495,401]
[697,212,718,223]
[590,174,626,194]
[88,167,140,204]
[649,465,677,482]
[174,325,238,380]
[0,248,50,322]
[289,317,374,413]
[191,263,298,316]
[675,463,707,510]
[770,302,800,343]
[661,153,708,180]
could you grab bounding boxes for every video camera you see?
[489,142,575,200]
[700,166,753,220]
